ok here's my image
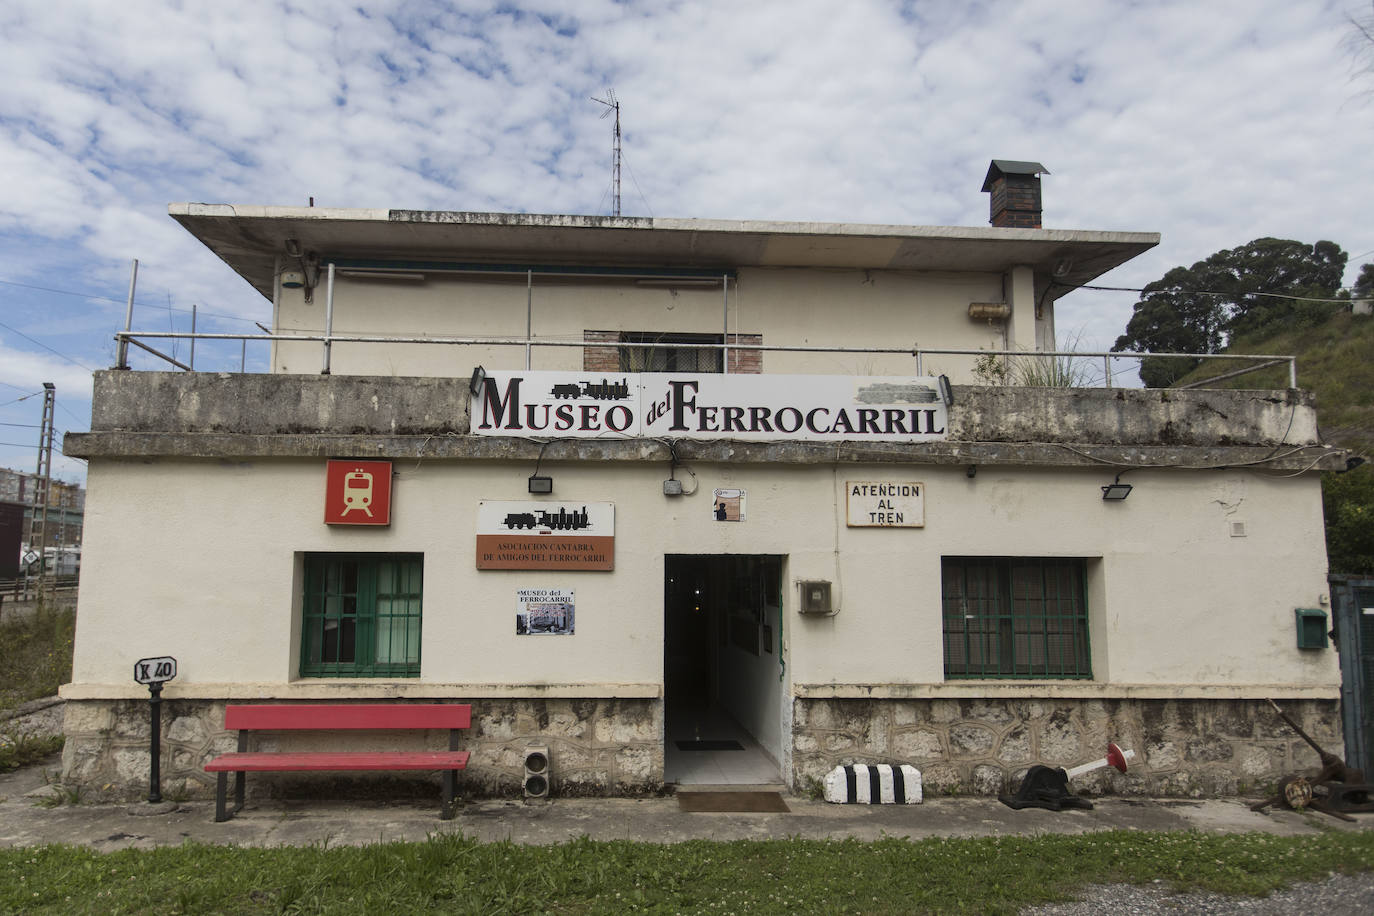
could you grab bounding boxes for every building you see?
[0,467,84,577]
[60,165,1349,800]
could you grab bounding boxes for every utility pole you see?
[29,383,55,600]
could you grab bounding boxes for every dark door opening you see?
[664,554,784,784]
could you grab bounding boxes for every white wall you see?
[717,600,785,764]
[69,457,1338,699]
[270,267,1010,381]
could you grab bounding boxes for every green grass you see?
[0,603,75,715]
[0,729,63,773]
[2,830,1372,915]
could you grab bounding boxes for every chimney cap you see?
[982,160,1049,191]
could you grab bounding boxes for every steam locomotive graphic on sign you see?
[548,378,632,400]
[502,506,592,531]
[477,500,615,570]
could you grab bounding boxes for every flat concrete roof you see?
[168,204,1159,302]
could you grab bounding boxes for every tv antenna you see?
[591,88,621,217]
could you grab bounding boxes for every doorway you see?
[664,554,785,785]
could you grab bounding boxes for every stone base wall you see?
[61,697,663,802]
[791,697,1343,798]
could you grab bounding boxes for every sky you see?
[2,0,1372,486]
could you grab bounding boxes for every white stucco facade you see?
[60,203,1349,799]
[66,458,1336,700]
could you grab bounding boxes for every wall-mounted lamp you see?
[1344,456,1366,473]
[937,374,954,407]
[966,464,977,479]
[528,475,553,495]
[469,366,487,397]
[1101,473,1132,501]
[280,270,306,289]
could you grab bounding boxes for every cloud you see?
[0,0,1369,432]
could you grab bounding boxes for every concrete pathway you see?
[2,752,1370,851]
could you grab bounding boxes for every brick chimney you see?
[982,160,1048,228]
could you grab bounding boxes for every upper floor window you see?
[619,332,723,373]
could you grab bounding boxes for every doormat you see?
[678,791,790,813]
[675,739,744,751]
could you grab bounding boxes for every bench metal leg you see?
[441,769,456,819]
[214,772,246,822]
[215,773,229,822]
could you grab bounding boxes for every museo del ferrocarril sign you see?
[472,371,948,442]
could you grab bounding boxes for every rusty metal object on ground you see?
[1280,775,1313,810]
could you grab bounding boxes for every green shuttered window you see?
[942,557,1091,679]
[301,553,422,678]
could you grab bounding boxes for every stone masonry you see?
[61,697,663,802]
[791,697,1343,798]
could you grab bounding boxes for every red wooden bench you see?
[204,703,471,822]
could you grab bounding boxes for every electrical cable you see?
[0,320,95,373]
[1063,281,1372,304]
[0,277,261,324]
[0,391,44,409]
[620,148,654,218]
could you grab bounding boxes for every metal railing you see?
[111,328,1299,390]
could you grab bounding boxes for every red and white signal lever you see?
[1065,742,1135,781]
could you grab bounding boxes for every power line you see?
[621,147,653,218]
[1068,282,1371,304]
[0,319,95,372]
[0,391,44,409]
[57,402,87,426]
[0,276,262,324]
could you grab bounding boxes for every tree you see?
[1354,262,1374,302]
[1325,467,1374,575]
[1350,2,1374,88]
[1113,238,1348,387]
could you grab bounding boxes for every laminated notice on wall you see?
[713,488,745,522]
[516,588,574,635]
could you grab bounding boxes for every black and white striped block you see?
[823,764,922,804]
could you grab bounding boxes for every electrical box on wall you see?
[799,580,833,615]
[1295,608,1328,649]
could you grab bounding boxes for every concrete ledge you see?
[59,682,663,701]
[793,683,1342,700]
[63,432,1346,471]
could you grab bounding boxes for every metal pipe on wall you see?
[270,254,281,374]
[322,262,335,375]
[116,259,139,369]
[722,274,730,374]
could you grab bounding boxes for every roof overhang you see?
[168,204,1159,302]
